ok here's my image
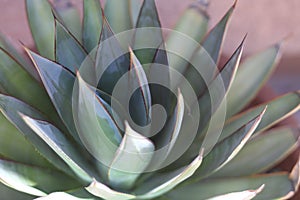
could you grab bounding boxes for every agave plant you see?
[0,0,300,199]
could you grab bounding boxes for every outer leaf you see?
[219,91,300,141]
[108,122,155,190]
[26,0,55,60]
[22,115,94,183]
[212,127,299,177]
[55,20,91,73]
[35,192,93,200]
[134,150,204,199]
[167,1,209,84]
[53,0,82,41]
[86,179,136,200]
[0,33,38,80]
[207,185,264,200]
[0,159,79,197]
[167,173,296,200]
[192,110,263,180]
[83,0,103,52]
[0,94,71,176]
[133,0,163,65]
[28,50,81,144]
[0,48,57,122]
[0,113,49,167]
[226,43,282,117]
[0,183,33,200]
[105,0,132,34]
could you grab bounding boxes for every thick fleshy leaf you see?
[96,19,130,95]
[0,48,57,122]
[219,91,300,141]
[0,159,79,197]
[86,179,136,200]
[73,73,122,166]
[130,0,143,26]
[226,43,282,117]
[212,127,299,177]
[27,50,81,144]
[35,192,93,200]
[202,2,235,64]
[133,0,163,66]
[167,173,296,200]
[108,122,155,190]
[167,1,209,85]
[197,39,244,127]
[105,0,132,34]
[134,150,204,199]
[83,0,103,52]
[0,33,38,80]
[26,0,55,60]
[55,20,91,73]
[192,110,263,180]
[22,115,94,183]
[207,185,264,200]
[0,113,49,167]
[53,0,82,41]
[0,94,71,176]
[0,183,33,200]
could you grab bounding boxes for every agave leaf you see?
[0,94,71,176]
[212,127,299,178]
[192,110,264,180]
[167,1,209,84]
[55,20,92,73]
[0,48,58,122]
[182,2,235,98]
[26,0,55,60]
[207,185,264,200]
[53,0,82,41]
[133,0,163,66]
[96,18,130,95]
[0,113,49,167]
[86,178,136,200]
[202,2,235,64]
[219,91,300,141]
[0,183,33,200]
[167,173,297,200]
[134,150,204,199]
[83,0,103,52]
[0,158,80,197]
[74,73,122,165]
[226,43,282,117]
[195,39,244,140]
[22,115,95,183]
[105,0,132,34]
[0,33,38,80]
[130,0,143,26]
[127,50,152,126]
[27,50,81,144]
[108,122,155,190]
[35,192,93,200]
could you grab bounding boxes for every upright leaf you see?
[53,0,82,41]
[26,0,55,60]
[83,0,103,52]
[105,0,132,34]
